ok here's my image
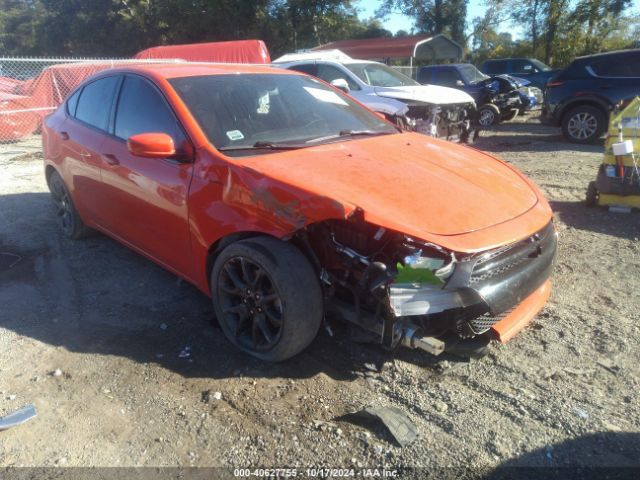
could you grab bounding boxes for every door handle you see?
[60,131,69,141]
[102,154,120,166]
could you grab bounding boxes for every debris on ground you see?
[344,406,418,447]
[0,404,37,431]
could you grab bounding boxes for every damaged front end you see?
[395,102,477,144]
[297,216,556,358]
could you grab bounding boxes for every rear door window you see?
[591,54,640,77]
[75,76,120,130]
[114,75,184,142]
[483,61,503,74]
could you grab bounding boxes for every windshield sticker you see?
[257,92,270,114]
[303,87,348,106]
[226,130,245,141]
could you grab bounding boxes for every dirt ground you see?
[1,117,639,475]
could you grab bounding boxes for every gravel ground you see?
[0,117,639,476]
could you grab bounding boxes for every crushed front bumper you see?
[389,221,557,341]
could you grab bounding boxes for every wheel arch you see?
[44,163,58,188]
[559,98,609,125]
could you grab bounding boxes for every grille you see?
[469,223,552,286]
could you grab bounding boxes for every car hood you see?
[234,133,542,247]
[374,85,475,105]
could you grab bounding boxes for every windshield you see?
[169,74,397,156]
[530,59,552,71]
[345,63,419,87]
[458,64,489,84]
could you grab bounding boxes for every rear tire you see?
[47,171,92,239]
[562,105,606,144]
[211,236,323,362]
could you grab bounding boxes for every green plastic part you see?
[394,262,444,286]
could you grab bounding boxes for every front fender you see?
[188,162,356,293]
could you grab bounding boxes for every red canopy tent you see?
[1,62,132,142]
[134,39,271,64]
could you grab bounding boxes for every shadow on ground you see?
[551,200,640,240]
[486,432,640,479]
[476,121,604,154]
[0,192,465,384]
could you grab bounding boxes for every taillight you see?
[546,81,564,88]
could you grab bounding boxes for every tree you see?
[0,0,44,55]
[377,0,469,47]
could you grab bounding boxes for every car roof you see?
[101,62,293,79]
[278,58,380,67]
[420,63,475,69]
[482,58,534,62]
[574,48,640,61]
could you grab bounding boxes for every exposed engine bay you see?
[395,103,477,143]
[295,214,557,358]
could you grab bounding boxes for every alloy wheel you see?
[217,256,284,351]
[50,177,74,236]
[479,109,496,126]
[567,112,597,140]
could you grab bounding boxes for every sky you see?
[356,0,497,34]
[356,0,640,39]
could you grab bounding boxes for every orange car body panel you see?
[42,64,554,340]
[491,280,552,343]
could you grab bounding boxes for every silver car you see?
[273,50,477,142]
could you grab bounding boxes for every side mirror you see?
[455,80,465,87]
[330,78,350,94]
[127,133,175,158]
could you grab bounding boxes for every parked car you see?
[480,58,559,90]
[541,49,640,143]
[417,64,542,126]
[273,50,476,142]
[42,63,556,362]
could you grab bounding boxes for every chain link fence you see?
[0,57,184,161]
[0,56,420,162]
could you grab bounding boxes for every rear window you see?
[75,76,120,130]
[483,61,505,75]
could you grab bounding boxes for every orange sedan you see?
[42,63,556,361]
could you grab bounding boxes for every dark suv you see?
[481,58,558,89]
[541,49,640,143]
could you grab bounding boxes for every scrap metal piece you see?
[354,406,418,447]
[0,404,37,431]
[388,283,479,317]
[401,325,445,355]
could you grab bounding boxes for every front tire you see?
[211,236,323,362]
[47,171,91,239]
[478,104,501,126]
[562,105,606,144]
